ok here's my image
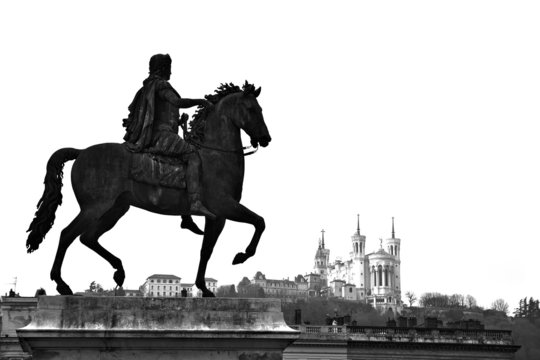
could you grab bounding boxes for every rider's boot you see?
[186,152,216,219]
[181,215,204,235]
[188,192,216,219]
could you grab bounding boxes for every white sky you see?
[1,1,539,312]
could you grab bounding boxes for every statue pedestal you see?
[17,296,298,360]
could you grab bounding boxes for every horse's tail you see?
[26,148,81,253]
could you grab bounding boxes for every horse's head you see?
[219,82,272,148]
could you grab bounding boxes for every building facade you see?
[140,274,218,298]
[141,274,182,297]
[251,272,306,298]
[313,216,403,313]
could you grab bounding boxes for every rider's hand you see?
[201,99,213,108]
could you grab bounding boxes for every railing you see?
[289,325,514,345]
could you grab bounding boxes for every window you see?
[349,288,352,293]
[157,279,161,283]
[157,292,160,296]
[151,280,154,283]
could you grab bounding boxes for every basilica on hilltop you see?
[312,216,403,313]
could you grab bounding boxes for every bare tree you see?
[491,298,509,314]
[448,294,465,308]
[405,291,417,306]
[465,294,477,308]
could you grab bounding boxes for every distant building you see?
[124,289,141,297]
[235,216,403,312]
[251,272,304,298]
[313,216,403,313]
[204,278,218,295]
[141,274,182,297]
[140,274,218,298]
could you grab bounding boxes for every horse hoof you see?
[57,284,73,295]
[113,269,125,287]
[202,291,215,298]
[232,252,248,265]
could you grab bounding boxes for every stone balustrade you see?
[289,325,515,345]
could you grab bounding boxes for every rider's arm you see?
[158,87,208,109]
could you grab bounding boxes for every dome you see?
[368,247,394,260]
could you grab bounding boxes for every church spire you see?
[321,229,325,248]
[357,214,360,235]
[391,217,395,239]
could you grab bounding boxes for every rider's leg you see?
[186,152,216,218]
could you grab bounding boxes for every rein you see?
[187,140,259,157]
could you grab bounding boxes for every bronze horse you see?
[26,82,271,296]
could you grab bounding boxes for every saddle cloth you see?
[129,152,187,189]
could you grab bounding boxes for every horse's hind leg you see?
[195,217,226,297]
[79,197,130,288]
[50,212,91,295]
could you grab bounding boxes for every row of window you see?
[150,285,180,291]
[150,292,181,297]
[266,283,296,288]
[150,279,180,284]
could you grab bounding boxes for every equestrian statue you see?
[26,54,271,296]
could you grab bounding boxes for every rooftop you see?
[147,274,181,280]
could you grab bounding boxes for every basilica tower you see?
[350,215,368,299]
[383,217,402,309]
[314,229,330,286]
[351,215,366,260]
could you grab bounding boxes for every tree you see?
[449,294,465,308]
[34,288,47,296]
[216,285,238,298]
[237,284,266,298]
[465,294,477,309]
[229,284,237,297]
[419,292,449,308]
[491,298,509,314]
[87,281,103,293]
[514,297,540,318]
[405,291,417,307]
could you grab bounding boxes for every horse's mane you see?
[186,81,258,143]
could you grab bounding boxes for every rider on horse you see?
[123,54,215,230]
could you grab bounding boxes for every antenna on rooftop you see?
[6,277,17,293]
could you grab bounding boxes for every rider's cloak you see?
[123,76,161,152]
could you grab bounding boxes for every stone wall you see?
[0,296,38,360]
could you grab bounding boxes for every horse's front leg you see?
[195,217,226,297]
[218,200,265,265]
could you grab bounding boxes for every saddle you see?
[129,151,187,190]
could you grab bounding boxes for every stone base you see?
[0,297,37,360]
[17,296,298,360]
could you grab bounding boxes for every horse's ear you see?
[254,87,261,98]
